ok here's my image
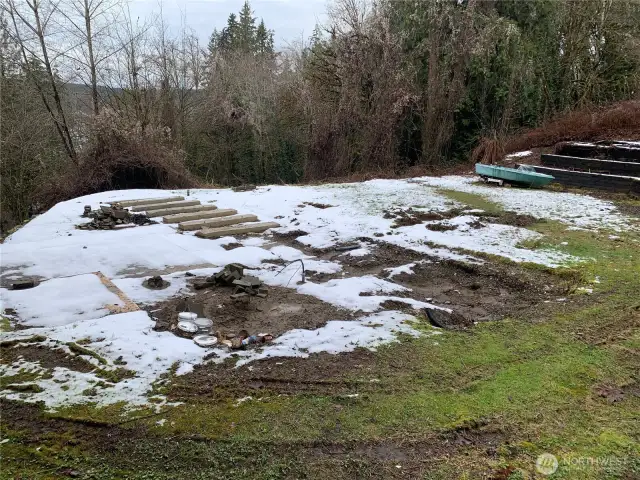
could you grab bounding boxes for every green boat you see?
[475,163,554,188]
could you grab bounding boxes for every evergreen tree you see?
[207,28,220,56]
[255,20,274,57]
[219,13,239,52]
[237,1,256,53]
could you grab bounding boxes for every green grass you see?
[0,315,13,332]
[65,342,108,365]
[436,188,505,215]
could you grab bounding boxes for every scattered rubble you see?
[192,264,270,300]
[142,276,170,290]
[194,263,245,289]
[77,205,156,230]
[232,276,267,299]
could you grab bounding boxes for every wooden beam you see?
[146,204,217,218]
[131,200,200,212]
[179,214,258,231]
[112,196,184,207]
[195,222,281,239]
[163,208,237,224]
[541,154,640,176]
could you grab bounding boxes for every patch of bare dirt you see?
[170,347,384,399]
[425,222,457,232]
[0,343,95,373]
[390,259,568,322]
[1,398,510,480]
[221,242,242,251]
[615,202,640,218]
[479,211,540,228]
[149,284,349,339]
[304,202,335,209]
[385,207,463,228]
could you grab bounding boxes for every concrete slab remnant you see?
[195,222,281,239]
[179,214,258,231]
[163,208,236,224]
[113,196,185,208]
[131,200,201,212]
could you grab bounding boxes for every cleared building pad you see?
[131,200,200,212]
[195,222,281,239]
[163,208,237,224]
[112,196,184,207]
[179,214,258,231]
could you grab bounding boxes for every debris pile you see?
[77,205,156,230]
[142,275,170,290]
[158,265,276,349]
[231,276,268,301]
[194,264,269,300]
[173,311,274,351]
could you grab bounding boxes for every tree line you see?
[2,0,640,229]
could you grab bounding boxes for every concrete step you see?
[146,204,217,218]
[131,200,200,212]
[163,208,237,224]
[195,222,281,239]
[113,196,184,207]
[179,214,258,231]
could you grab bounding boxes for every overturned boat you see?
[475,163,554,188]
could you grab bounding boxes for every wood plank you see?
[555,142,640,162]
[112,196,184,207]
[146,204,217,218]
[179,214,258,231]
[519,164,640,193]
[195,222,281,239]
[93,271,139,313]
[163,208,237,223]
[541,154,640,176]
[130,200,200,212]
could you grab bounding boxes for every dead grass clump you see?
[504,101,640,153]
[37,109,198,208]
[471,136,505,165]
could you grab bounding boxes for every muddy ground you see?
[150,283,349,338]
[270,239,569,321]
[0,343,95,374]
[0,397,508,479]
[140,238,575,401]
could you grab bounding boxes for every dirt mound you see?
[503,100,640,153]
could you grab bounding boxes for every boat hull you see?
[475,164,554,188]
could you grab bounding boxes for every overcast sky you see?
[128,0,328,47]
